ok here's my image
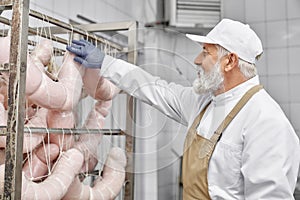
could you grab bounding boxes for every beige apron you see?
[182,85,263,200]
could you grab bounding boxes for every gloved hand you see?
[66,39,105,69]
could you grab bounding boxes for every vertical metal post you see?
[3,0,29,199]
[124,21,138,200]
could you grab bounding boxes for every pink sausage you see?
[23,143,59,180]
[75,100,112,173]
[31,39,53,67]
[47,110,75,151]
[62,147,126,200]
[27,52,84,111]
[83,68,120,101]
[21,148,84,200]
[0,36,10,64]
[23,107,48,153]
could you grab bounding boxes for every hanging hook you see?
[46,15,52,41]
[85,30,89,42]
[94,34,98,47]
[69,23,74,46]
[41,14,48,41]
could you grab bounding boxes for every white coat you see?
[100,55,300,199]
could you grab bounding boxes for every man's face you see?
[193,44,224,94]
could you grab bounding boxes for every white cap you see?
[186,18,263,64]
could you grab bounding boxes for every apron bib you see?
[182,85,263,200]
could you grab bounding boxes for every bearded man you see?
[67,19,300,200]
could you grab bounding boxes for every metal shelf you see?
[0,126,124,136]
[0,0,138,199]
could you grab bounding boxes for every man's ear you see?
[224,53,239,72]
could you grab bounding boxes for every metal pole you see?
[0,127,124,136]
[29,9,123,51]
[0,13,123,50]
[0,15,71,46]
[124,21,138,200]
[3,0,29,199]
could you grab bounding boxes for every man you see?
[67,19,300,199]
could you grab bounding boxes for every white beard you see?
[193,61,224,95]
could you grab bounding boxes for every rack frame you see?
[0,0,138,199]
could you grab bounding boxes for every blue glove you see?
[66,39,105,69]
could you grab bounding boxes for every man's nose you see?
[194,52,203,65]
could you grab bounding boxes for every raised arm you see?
[67,39,204,125]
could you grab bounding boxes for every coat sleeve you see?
[100,55,203,126]
[241,105,300,199]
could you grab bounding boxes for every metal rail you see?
[0,126,124,136]
[0,15,69,45]
[29,9,123,51]
[0,31,65,56]
[0,13,123,50]
[0,63,10,72]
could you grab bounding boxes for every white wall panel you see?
[266,20,287,48]
[279,102,290,118]
[256,52,268,77]
[94,1,109,22]
[265,0,286,21]
[259,75,268,89]
[221,0,245,21]
[52,0,70,21]
[289,75,300,103]
[81,0,96,21]
[287,0,300,19]
[288,19,300,46]
[290,103,300,133]
[67,0,83,21]
[245,0,265,22]
[249,22,267,49]
[288,47,300,74]
[268,75,290,103]
[267,48,288,75]
[30,0,53,11]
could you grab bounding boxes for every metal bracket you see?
[0,3,13,14]
[0,63,10,72]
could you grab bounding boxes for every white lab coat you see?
[100,55,300,200]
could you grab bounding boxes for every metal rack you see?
[0,0,137,199]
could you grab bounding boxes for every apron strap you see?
[210,85,263,144]
[190,101,212,130]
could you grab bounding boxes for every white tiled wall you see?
[267,48,288,75]
[221,0,245,21]
[266,21,288,48]
[289,47,300,74]
[268,75,290,103]
[288,19,300,46]
[287,0,300,19]
[245,0,265,22]
[290,75,300,102]
[265,0,286,21]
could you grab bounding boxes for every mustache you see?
[195,65,204,77]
